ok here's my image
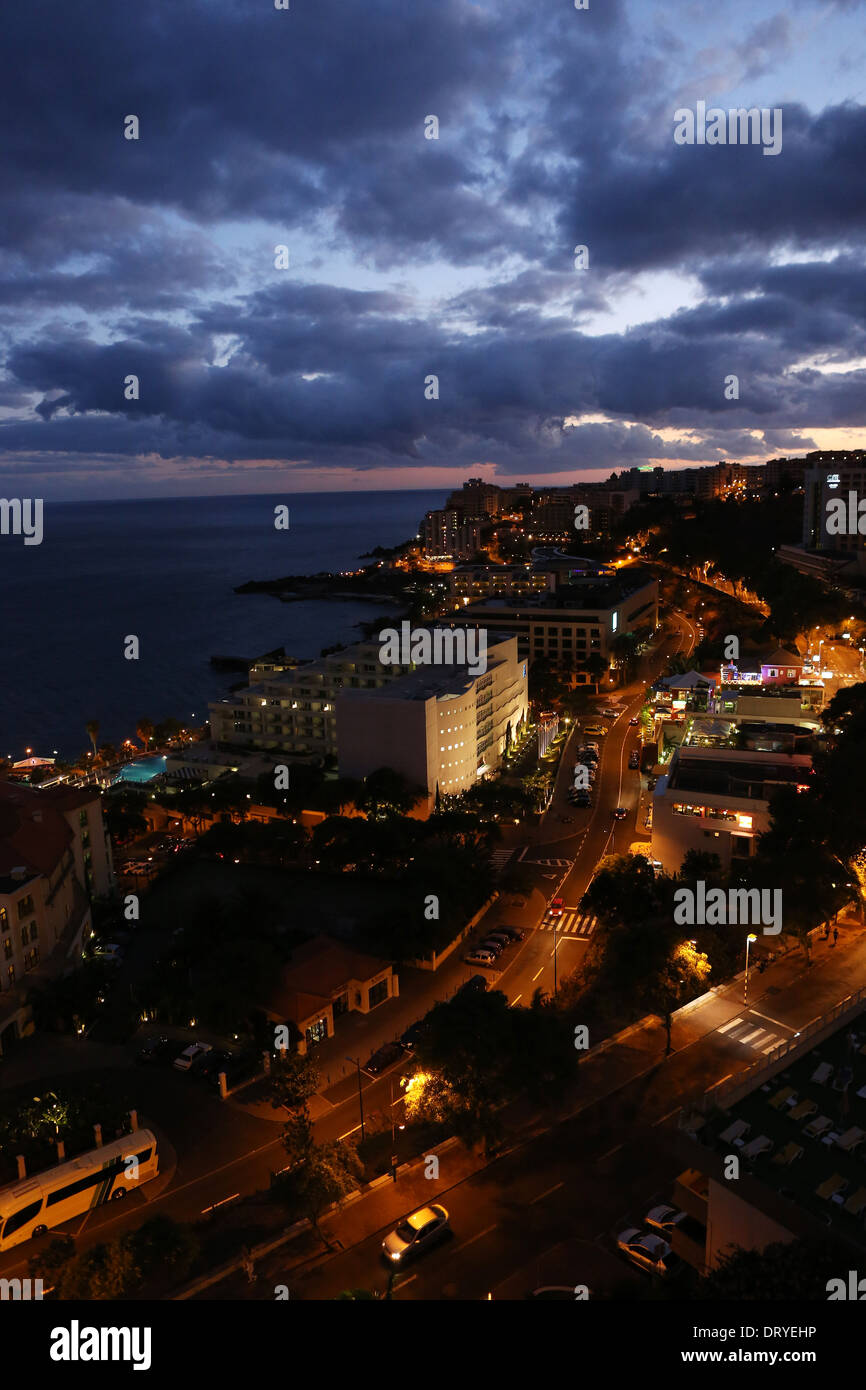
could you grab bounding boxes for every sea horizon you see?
[0,489,447,761]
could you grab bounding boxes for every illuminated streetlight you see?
[744,933,758,1003]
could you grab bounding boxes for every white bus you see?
[0,1130,159,1251]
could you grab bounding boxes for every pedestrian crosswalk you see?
[490,847,517,872]
[538,909,598,937]
[715,1015,789,1055]
[528,857,572,868]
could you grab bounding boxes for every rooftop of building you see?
[260,935,391,1023]
[0,781,97,887]
[690,1006,866,1253]
[463,569,655,613]
[665,745,813,799]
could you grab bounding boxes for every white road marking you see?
[530,1181,565,1205]
[717,1016,743,1034]
[454,1223,497,1253]
[738,1027,765,1045]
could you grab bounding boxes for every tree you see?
[268,1052,320,1112]
[358,766,424,818]
[409,986,572,1152]
[272,1134,362,1248]
[695,1237,842,1300]
[135,718,154,752]
[125,1216,199,1282]
[85,720,100,760]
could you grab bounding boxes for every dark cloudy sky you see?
[3,0,866,499]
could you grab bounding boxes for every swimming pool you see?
[112,755,167,784]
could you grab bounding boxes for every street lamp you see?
[744,933,758,1003]
[346,1056,365,1143]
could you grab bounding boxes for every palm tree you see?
[135,718,154,752]
[85,721,100,760]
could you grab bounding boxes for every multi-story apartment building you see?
[423,509,482,560]
[209,640,411,758]
[651,746,813,873]
[451,571,658,673]
[337,634,528,804]
[802,457,866,572]
[0,783,114,1054]
[444,478,501,519]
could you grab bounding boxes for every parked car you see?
[584,725,606,736]
[197,1049,235,1082]
[382,1204,450,1263]
[458,975,489,994]
[616,1228,683,1279]
[203,1050,258,1089]
[465,949,498,967]
[400,1019,432,1050]
[485,931,513,947]
[572,793,592,808]
[495,926,525,942]
[479,938,505,957]
[136,1035,176,1065]
[93,943,124,964]
[173,1041,213,1071]
[364,1040,405,1075]
[613,806,628,820]
[644,1205,687,1236]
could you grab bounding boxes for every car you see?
[203,1050,258,1088]
[629,717,640,726]
[458,974,488,994]
[173,1041,213,1071]
[400,1019,432,1050]
[465,950,498,967]
[485,931,513,947]
[382,1204,450,1263]
[573,793,592,808]
[197,1049,235,1082]
[496,926,525,942]
[613,807,628,821]
[645,1205,688,1236]
[479,935,505,953]
[93,943,124,964]
[364,1040,405,1075]
[628,752,640,769]
[136,1035,176,1065]
[584,725,606,736]
[548,897,564,917]
[616,1228,682,1278]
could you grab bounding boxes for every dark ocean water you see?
[0,490,444,759]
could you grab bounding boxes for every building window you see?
[3,938,11,961]
[368,978,389,1009]
[16,895,34,920]
[304,1017,328,1047]
[731,836,751,859]
[333,991,349,1018]
[7,965,15,988]
[24,947,39,972]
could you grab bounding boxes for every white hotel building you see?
[337,634,528,805]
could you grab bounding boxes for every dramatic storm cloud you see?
[2,0,866,496]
